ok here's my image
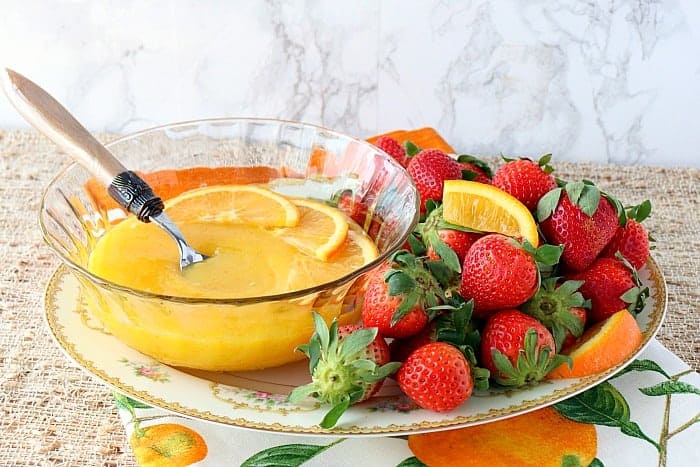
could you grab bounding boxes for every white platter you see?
[44,259,666,437]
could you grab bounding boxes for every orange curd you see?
[83,184,379,371]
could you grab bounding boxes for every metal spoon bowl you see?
[1,68,207,269]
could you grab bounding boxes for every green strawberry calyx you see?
[288,312,400,429]
[457,154,494,179]
[501,153,554,174]
[538,180,628,226]
[429,296,491,390]
[385,250,447,325]
[520,277,590,352]
[615,252,651,315]
[490,328,571,387]
[418,205,480,273]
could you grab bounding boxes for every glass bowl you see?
[40,118,419,371]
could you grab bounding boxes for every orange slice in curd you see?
[442,180,539,246]
[164,184,300,227]
[275,198,350,261]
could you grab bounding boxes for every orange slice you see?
[274,198,350,261]
[164,184,300,227]
[284,222,379,291]
[442,180,539,246]
[547,309,643,379]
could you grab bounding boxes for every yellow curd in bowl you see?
[83,184,379,371]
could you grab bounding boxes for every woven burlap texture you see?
[0,130,698,465]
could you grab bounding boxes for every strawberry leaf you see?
[426,260,456,288]
[473,367,491,391]
[461,169,478,181]
[349,359,377,372]
[456,154,494,178]
[391,290,421,326]
[338,328,377,360]
[604,191,627,226]
[534,244,564,266]
[328,319,339,355]
[431,237,461,272]
[308,334,322,373]
[386,271,416,296]
[577,184,601,217]
[404,140,421,157]
[536,187,563,221]
[407,233,426,256]
[565,181,586,205]
[313,312,330,351]
[288,383,320,404]
[627,199,652,222]
[374,361,402,380]
[320,397,351,429]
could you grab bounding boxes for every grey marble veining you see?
[1,0,698,167]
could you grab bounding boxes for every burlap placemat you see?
[0,130,698,465]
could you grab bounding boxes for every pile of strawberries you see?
[289,136,652,428]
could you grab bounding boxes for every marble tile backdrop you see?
[1,0,698,167]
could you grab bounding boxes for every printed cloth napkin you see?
[114,339,699,466]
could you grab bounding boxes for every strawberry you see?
[492,154,557,211]
[419,205,481,271]
[459,234,548,317]
[389,322,437,363]
[333,189,368,226]
[396,342,473,412]
[480,309,569,387]
[600,200,653,270]
[426,228,480,265]
[537,180,620,272]
[407,148,463,212]
[374,135,409,168]
[361,253,444,339]
[520,277,589,352]
[288,314,400,428]
[456,154,493,184]
[567,257,649,323]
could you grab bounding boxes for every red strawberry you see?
[362,255,444,338]
[289,313,400,428]
[374,135,409,168]
[426,228,481,265]
[537,181,620,272]
[521,277,589,352]
[389,322,437,363]
[396,342,473,412]
[567,257,649,323]
[333,190,368,225]
[600,201,652,270]
[480,309,568,387]
[420,205,482,270]
[492,155,557,211]
[456,154,493,185]
[601,220,650,270]
[407,149,463,212]
[459,234,539,317]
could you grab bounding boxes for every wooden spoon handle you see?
[1,68,126,186]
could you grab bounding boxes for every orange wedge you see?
[442,180,539,246]
[274,198,350,261]
[164,184,300,227]
[547,309,643,379]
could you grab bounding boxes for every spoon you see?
[1,68,208,269]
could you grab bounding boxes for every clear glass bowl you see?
[40,118,419,371]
